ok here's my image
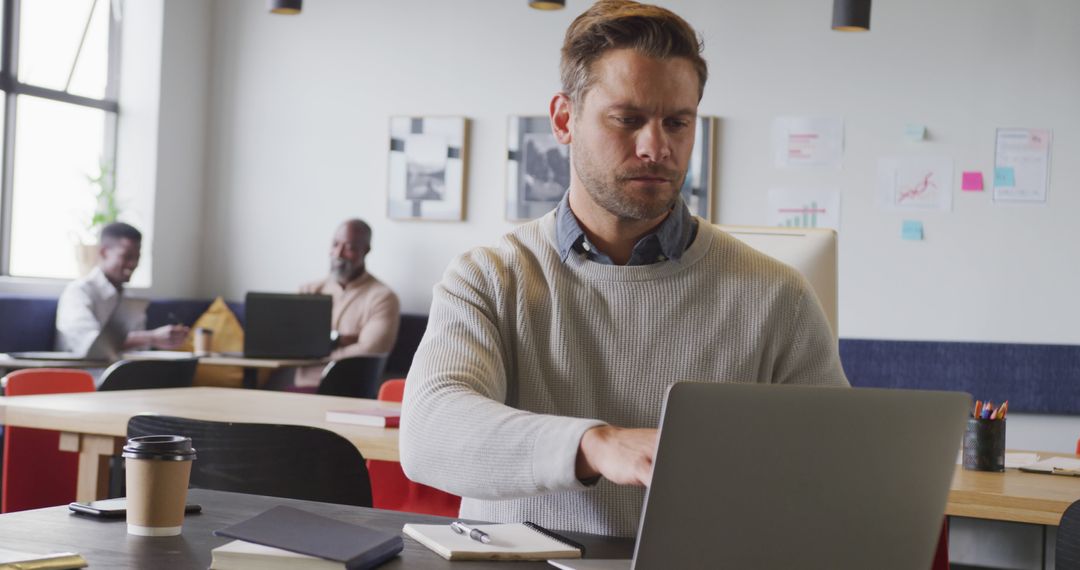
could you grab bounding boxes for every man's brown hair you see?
[560,0,708,106]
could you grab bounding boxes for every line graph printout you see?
[994,128,1051,203]
[767,188,841,229]
[877,156,954,212]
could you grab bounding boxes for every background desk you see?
[948,459,1080,526]
[0,387,399,501]
[0,488,633,569]
[1,351,331,389]
[0,353,109,371]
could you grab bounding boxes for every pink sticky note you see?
[962,171,984,191]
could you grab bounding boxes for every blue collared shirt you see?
[554,191,698,266]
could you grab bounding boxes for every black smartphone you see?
[68,498,202,518]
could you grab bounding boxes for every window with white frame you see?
[0,0,126,281]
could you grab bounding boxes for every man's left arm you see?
[774,282,849,387]
[334,290,401,357]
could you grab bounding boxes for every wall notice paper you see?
[961,171,984,191]
[877,156,954,212]
[772,116,844,169]
[901,220,924,241]
[767,188,841,230]
[994,128,1051,203]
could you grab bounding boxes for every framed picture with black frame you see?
[387,116,469,221]
[505,116,568,222]
[684,115,716,221]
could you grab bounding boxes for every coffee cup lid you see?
[122,435,197,461]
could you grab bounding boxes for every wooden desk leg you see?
[60,433,124,503]
[242,367,257,389]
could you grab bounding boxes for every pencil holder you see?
[962,418,1005,472]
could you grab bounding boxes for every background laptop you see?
[242,292,332,359]
[553,383,970,570]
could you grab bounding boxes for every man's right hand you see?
[149,324,190,349]
[575,425,658,487]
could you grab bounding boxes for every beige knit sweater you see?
[400,213,849,537]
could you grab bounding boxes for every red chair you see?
[932,519,949,569]
[366,378,461,516]
[2,368,95,513]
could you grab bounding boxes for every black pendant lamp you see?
[529,0,565,10]
[832,0,871,31]
[269,0,302,15]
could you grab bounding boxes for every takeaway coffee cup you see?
[122,435,197,536]
[193,327,213,356]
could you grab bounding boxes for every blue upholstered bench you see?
[0,295,427,380]
[3,295,1077,413]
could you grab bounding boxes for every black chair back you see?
[317,354,388,399]
[127,414,371,507]
[1059,499,1080,569]
[98,359,198,391]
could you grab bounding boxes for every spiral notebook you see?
[402,522,583,561]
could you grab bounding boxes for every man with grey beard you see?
[292,219,400,390]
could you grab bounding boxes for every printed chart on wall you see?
[876,156,954,212]
[772,116,844,169]
[767,188,841,230]
[993,128,1052,203]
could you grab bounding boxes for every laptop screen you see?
[243,292,332,359]
[631,383,968,570]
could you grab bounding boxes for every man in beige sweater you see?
[293,219,400,389]
[400,0,848,536]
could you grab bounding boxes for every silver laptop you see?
[552,383,970,570]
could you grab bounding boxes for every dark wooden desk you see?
[0,489,634,569]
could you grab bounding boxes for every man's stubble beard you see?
[571,143,685,222]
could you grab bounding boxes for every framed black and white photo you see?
[505,116,569,221]
[683,116,716,221]
[387,117,468,221]
[505,115,716,222]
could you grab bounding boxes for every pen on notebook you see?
[524,521,587,555]
[450,521,491,544]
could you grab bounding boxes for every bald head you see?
[330,219,371,285]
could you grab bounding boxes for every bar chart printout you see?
[767,188,841,230]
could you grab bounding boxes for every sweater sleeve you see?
[773,276,850,387]
[399,251,606,500]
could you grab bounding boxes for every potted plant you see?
[75,159,120,276]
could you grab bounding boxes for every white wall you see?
[202,0,1080,343]
[146,0,213,297]
[201,0,574,311]
[196,0,1080,454]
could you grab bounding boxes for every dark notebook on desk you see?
[242,292,332,359]
[213,506,402,570]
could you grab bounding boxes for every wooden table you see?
[947,452,1080,526]
[197,354,331,388]
[0,387,399,502]
[0,488,633,569]
[1,351,330,388]
[0,353,109,370]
